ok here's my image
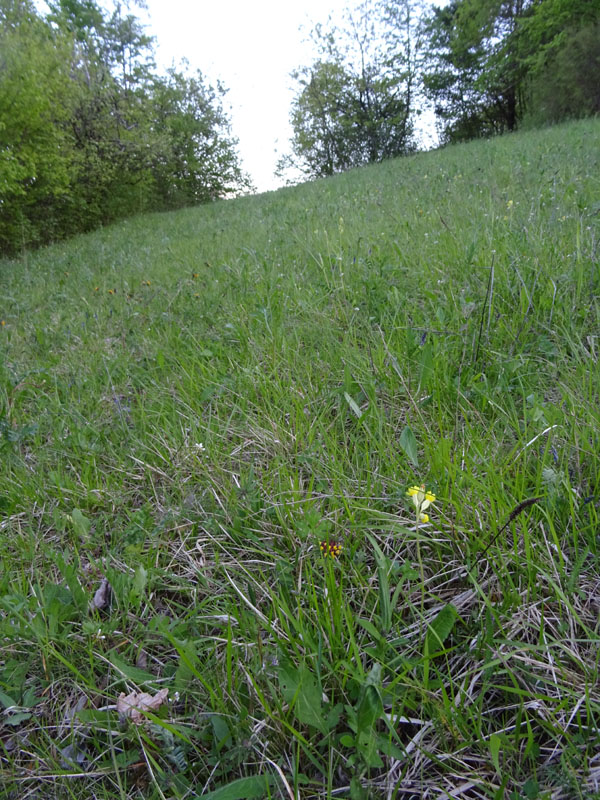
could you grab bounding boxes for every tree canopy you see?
[423,0,600,143]
[279,0,422,180]
[2,0,598,247]
[0,0,250,255]
[281,0,600,176]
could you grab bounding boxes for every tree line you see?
[280,0,600,180]
[2,0,598,255]
[0,0,251,255]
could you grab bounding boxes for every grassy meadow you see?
[0,117,599,800]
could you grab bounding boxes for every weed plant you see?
[0,118,599,799]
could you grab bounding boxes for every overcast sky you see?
[139,0,357,192]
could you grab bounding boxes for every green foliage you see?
[423,0,529,142]
[0,0,249,255]
[280,0,419,179]
[200,775,276,799]
[399,424,419,467]
[278,659,330,734]
[284,59,363,178]
[0,1,77,250]
[150,68,251,208]
[524,21,600,125]
[423,0,600,143]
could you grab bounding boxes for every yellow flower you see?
[320,540,342,558]
[407,484,436,518]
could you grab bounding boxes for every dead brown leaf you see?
[116,688,169,724]
[90,577,112,612]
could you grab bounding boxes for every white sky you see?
[139,0,354,192]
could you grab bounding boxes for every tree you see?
[525,21,600,124]
[423,0,531,144]
[0,0,77,250]
[423,0,600,144]
[150,68,252,207]
[283,60,362,178]
[518,0,600,124]
[0,0,250,255]
[51,0,161,227]
[280,0,420,180]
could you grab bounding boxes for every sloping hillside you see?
[1,118,599,799]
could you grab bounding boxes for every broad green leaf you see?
[4,711,32,726]
[364,663,382,687]
[355,617,386,644]
[69,508,91,539]
[278,660,327,734]
[199,774,275,799]
[357,684,383,733]
[350,776,367,800]
[356,665,383,739]
[376,559,391,633]
[489,732,501,774]
[399,425,419,466]
[0,690,17,709]
[132,564,148,598]
[326,702,343,731]
[356,730,384,768]
[365,535,392,632]
[210,714,232,751]
[77,709,117,724]
[375,733,405,760]
[523,778,539,799]
[109,652,157,685]
[424,604,458,656]
[344,391,363,419]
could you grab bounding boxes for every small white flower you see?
[194,442,206,452]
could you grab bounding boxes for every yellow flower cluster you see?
[407,484,436,523]
[320,541,342,558]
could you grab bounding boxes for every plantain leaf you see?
[424,604,458,656]
[344,391,363,419]
[199,774,276,799]
[70,508,91,539]
[489,732,501,774]
[399,425,418,466]
[278,660,327,734]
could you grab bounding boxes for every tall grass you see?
[1,118,599,799]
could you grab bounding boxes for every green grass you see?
[0,117,599,800]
